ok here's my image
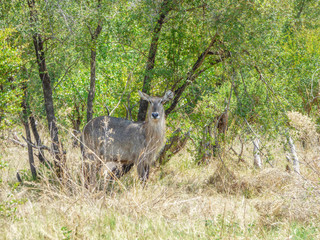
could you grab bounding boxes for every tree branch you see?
[166,34,222,115]
[21,135,50,151]
[137,0,173,121]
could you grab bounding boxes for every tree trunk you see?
[253,138,262,169]
[86,35,101,122]
[29,114,46,164]
[198,124,212,164]
[22,88,37,180]
[86,48,97,122]
[137,0,172,121]
[70,102,84,147]
[27,0,63,175]
[158,128,190,165]
[217,109,228,136]
[0,84,3,125]
[86,1,103,123]
[212,110,229,156]
[287,134,300,174]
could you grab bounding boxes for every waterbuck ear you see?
[161,90,174,103]
[138,91,151,102]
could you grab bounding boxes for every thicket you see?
[1,0,320,186]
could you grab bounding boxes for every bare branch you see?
[53,57,80,90]
[21,135,50,151]
[166,34,221,115]
[9,138,27,148]
[110,70,133,116]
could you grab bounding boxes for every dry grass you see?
[1,126,320,239]
[287,111,319,148]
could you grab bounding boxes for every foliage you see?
[1,0,320,161]
[0,28,24,129]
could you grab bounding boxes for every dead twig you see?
[21,135,50,151]
[229,147,246,163]
[9,138,27,148]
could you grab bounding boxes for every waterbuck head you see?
[138,90,174,123]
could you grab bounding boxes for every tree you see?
[2,0,320,170]
[21,84,37,180]
[86,0,103,123]
[27,0,63,175]
[137,0,172,121]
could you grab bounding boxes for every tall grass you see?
[0,123,320,239]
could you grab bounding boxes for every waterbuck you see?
[82,90,174,183]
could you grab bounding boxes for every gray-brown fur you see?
[82,90,174,182]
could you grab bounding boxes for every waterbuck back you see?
[82,90,174,182]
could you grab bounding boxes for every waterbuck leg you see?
[121,163,134,176]
[137,162,150,182]
[144,165,150,180]
[105,162,134,180]
[82,152,98,188]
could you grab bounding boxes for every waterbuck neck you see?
[143,116,165,150]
